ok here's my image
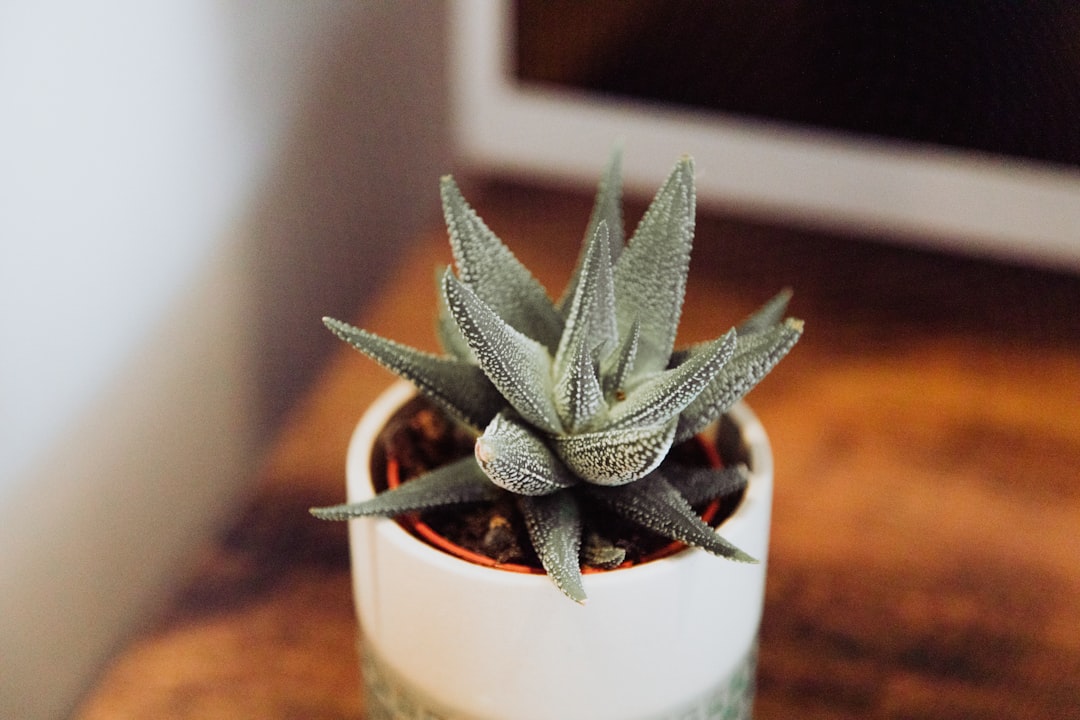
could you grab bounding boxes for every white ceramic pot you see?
[346,380,773,720]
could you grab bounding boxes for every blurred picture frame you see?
[451,1,1080,271]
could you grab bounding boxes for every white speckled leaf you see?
[434,267,476,362]
[586,473,757,562]
[558,148,624,315]
[323,317,503,429]
[608,329,736,430]
[517,492,586,603]
[736,288,793,336]
[601,317,640,399]
[551,421,676,486]
[475,412,577,495]
[553,221,616,431]
[675,318,804,443]
[612,157,695,376]
[442,270,563,434]
[554,335,604,434]
[309,457,500,520]
[316,154,806,605]
[555,220,618,374]
[666,463,750,507]
[441,176,564,350]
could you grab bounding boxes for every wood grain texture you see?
[75,179,1080,719]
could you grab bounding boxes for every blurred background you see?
[1,2,448,717]
[2,2,1078,718]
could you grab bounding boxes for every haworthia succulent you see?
[518,491,586,603]
[612,158,696,376]
[553,221,616,431]
[441,176,565,351]
[550,421,677,486]
[554,220,618,377]
[606,330,737,430]
[737,288,793,336]
[553,334,604,435]
[310,457,500,520]
[323,318,502,429]
[666,463,750,507]
[442,270,563,434]
[674,319,803,443]
[585,473,757,563]
[475,411,578,495]
[314,153,802,601]
[434,266,476,362]
[601,317,640,400]
[558,148,624,315]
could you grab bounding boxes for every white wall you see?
[0,2,449,717]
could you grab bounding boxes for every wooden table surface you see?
[76,179,1080,719]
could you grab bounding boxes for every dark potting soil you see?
[372,395,748,570]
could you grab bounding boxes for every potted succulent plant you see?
[312,153,802,720]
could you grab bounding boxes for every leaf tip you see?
[309,506,337,521]
[732,549,759,564]
[560,580,588,605]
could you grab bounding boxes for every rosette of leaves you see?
[311,154,802,603]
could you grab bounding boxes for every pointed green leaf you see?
[666,463,749,506]
[434,266,476,362]
[309,456,500,520]
[441,176,564,350]
[518,492,586,603]
[551,421,676,486]
[601,317,640,399]
[555,220,618,373]
[675,318,803,442]
[608,329,736,430]
[554,334,604,433]
[585,473,757,562]
[553,220,617,431]
[324,317,503,429]
[442,270,563,434]
[558,148,624,314]
[737,288,793,336]
[612,157,696,376]
[475,411,577,495]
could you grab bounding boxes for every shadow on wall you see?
[243,1,451,434]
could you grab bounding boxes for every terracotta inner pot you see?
[380,397,737,574]
[387,450,725,574]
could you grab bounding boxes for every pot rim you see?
[346,380,773,591]
[386,444,725,574]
